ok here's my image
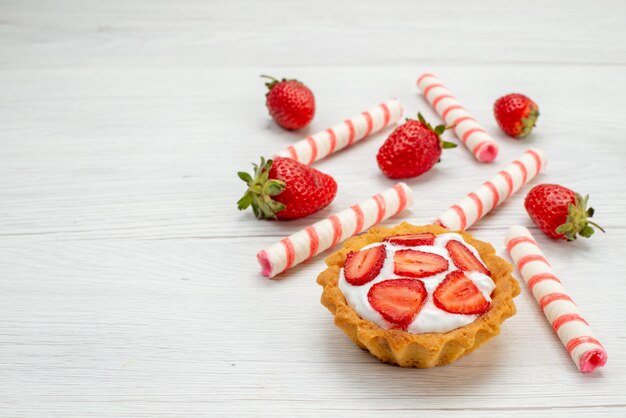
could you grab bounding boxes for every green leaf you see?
[267,199,285,213]
[587,207,595,217]
[251,203,260,218]
[417,113,426,125]
[580,226,595,238]
[255,197,276,220]
[237,192,253,210]
[266,185,281,196]
[259,168,270,183]
[264,179,286,196]
[555,224,570,234]
[261,194,284,214]
[260,75,279,90]
[442,141,458,149]
[434,125,445,135]
[238,171,253,184]
[567,202,577,215]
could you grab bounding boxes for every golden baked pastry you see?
[317,223,520,368]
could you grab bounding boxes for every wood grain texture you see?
[1,0,625,417]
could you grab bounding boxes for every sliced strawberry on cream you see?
[344,245,386,286]
[433,270,490,315]
[393,249,448,278]
[338,232,497,334]
[384,232,435,246]
[367,279,427,330]
[446,240,491,276]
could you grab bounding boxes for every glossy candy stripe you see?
[435,149,546,231]
[274,99,404,165]
[505,225,607,373]
[416,73,498,162]
[257,183,413,279]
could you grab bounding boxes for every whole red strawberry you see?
[524,184,604,240]
[237,157,336,220]
[376,113,457,179]
[262,75,315,130]
[494,93,539,138]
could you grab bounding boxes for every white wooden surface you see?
[1,0,626,416]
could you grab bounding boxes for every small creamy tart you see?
[339,233,495,334]
[317,223,520,368]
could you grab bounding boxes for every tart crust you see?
[317,223,520,368]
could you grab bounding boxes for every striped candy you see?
[274,99,404,165]
[505,226,607,373]
[435,149,546,231]
[417,73,498,163]
[257,183,413,278]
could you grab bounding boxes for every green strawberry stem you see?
[554,193,605,240]
[260,75,280,90]
[237,157,286,220]
[416,112,458,150]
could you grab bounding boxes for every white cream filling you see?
[338,233,495,334]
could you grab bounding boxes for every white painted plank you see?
[0,0,625,69]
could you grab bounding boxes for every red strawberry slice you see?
[445,240,491,276]
[367,279,427,330]
[344,245,386,286]
[393,249,448,278]
[384,232,436,246]
[433,270,490,315]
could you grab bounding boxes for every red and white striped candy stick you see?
[274,99,404,165]
[505,226,607,373]
[435,149,546,231]
[417,73,498,163]
[257,183,413,278]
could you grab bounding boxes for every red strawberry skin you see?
[524,184,576,240]
[393,249,449,278]
[270,157,336,220]
[265,79,315,130]
[384,233,436,246]
[376,120,442,179]
[493,93,539,138]
[445,240,490,276]
[367,279,427,330]
[344,245,386,286]
[433,271,489,315]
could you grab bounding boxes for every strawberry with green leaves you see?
[376,113,456,179]
[524,184,604,241]
[262,75,315,130]
[238,157,337,220]
[493,93,539,138]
